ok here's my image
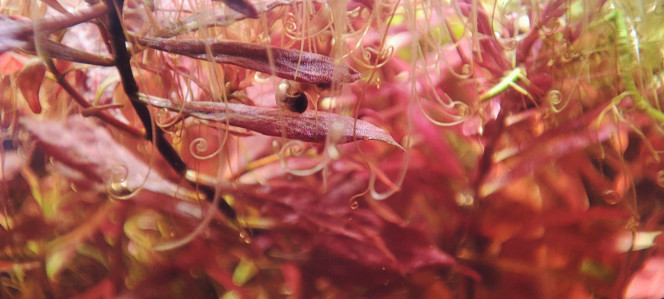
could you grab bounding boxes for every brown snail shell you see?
[276,80,308,114]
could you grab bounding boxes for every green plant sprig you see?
[603,8,664,123]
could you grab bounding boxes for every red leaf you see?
[19,115,194,200]
[234,181,466,289]
[480,106,618,196]
[139,96,401,147]
[280,263,302,298]
[16,59,46,113]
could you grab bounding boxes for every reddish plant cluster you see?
[2,0,664,298]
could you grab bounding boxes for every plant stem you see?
[606,9,664,123]
[44,58,144,138]
[102,0,236,219]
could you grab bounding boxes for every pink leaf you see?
[0,52,24,75]
[625,256,664,299]
[0,150,26,181]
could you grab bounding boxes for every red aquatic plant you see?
[2,0,664,298]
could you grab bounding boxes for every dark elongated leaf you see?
[213,0,258,18]
[0,17,32,54]
[134,36,361,85]
[138,95,401,147]
[24,37,114,66]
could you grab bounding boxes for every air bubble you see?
[601,190,620,205]
[349,200,359,210]
[107,164,131,198]
[348,7,360,18]
[239,231,252,244]
[455,192,474,207]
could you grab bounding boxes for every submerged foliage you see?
[2,0,664,297]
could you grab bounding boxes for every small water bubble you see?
[455,192,474,207]
[349,200,359,210]
[657,170,664,187]
[348,7,360,18]
[602,190,620,205]
[109,181,132,198]
[239,231,252,244]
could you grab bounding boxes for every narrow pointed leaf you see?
[135,36,361,85]
[139,96,401,147]
[0,16,32,54]
[213,0,259,18]
[25,38,114,66]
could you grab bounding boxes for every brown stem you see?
[44,58,144,138]
[25,37,114,66]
